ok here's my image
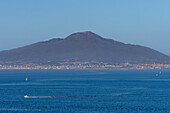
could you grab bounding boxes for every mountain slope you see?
[0,31,170,65]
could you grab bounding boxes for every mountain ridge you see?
[0,31,170,67]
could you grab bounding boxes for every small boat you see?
[159,71,162,74]
[25,77,28,81]
[24,95,29,98]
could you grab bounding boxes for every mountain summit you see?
[0,31,170,67]
[65,31,104,40]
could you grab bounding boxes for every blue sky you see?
[0,0,170,54]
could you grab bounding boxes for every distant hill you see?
[0,31,170,66]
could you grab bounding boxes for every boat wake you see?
[24,95,54,98]
[24,92,131,99]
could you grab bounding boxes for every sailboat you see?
[159,71,162,74]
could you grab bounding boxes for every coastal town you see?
[0,62,170,69]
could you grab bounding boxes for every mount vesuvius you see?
[0,31,170,67]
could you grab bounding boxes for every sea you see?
[0,69,170,113]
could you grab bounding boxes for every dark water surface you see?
[0,69,170,113]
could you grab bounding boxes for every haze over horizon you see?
[0,0,170,55]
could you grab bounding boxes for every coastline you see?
[0,63,170,70]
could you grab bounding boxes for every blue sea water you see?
[0,69,170,113]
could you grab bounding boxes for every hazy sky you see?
[0,0,170,55]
